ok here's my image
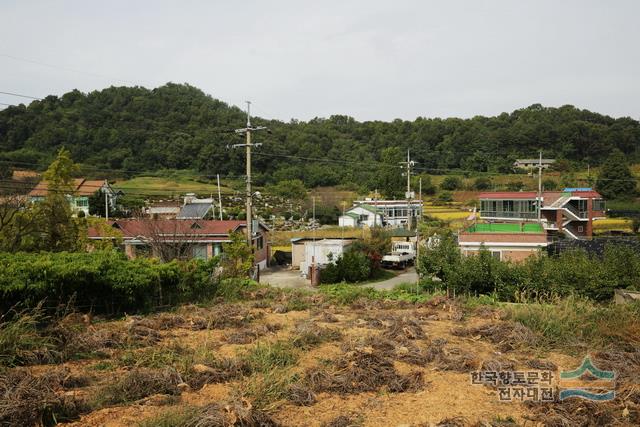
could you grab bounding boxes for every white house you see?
[513,158,555,169]
[299,239,354,274]
[340,199,423,228]
[338,204,384,227]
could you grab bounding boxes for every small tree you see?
[220,231,254,278]
[436,191,453,204]
[88,189,107,217]
[440,176,462,191]
[36,148,84,252]
[416,231,460,282]
[596,149,638,199]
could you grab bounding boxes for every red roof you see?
[479,190,602,200]
[568,190,602,198]
[478,191,538,199]
[86,219,272,242]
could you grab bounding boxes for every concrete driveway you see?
[362,267,419,291]
[259,266,314,290]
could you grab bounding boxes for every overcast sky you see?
[1,0,639,121]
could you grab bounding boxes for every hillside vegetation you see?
[2,83,640,197]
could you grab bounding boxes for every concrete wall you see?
[462,248,540,262]
[458,232,547,244]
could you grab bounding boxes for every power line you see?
[0,90,41,100]
[0,53,140,86]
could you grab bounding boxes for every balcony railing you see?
[480,210,537,219]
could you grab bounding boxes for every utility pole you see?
[216,174,223,220]
[400,150,417,229]
[233,101,268,246]
[104,180,109,220]
[537,151,542,223]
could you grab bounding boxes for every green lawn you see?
[113,171,239,197]
[466,223,544,233]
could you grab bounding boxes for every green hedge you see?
[0,251,219,314]
[418,233,640,301]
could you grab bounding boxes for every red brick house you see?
[459,188,606,262]
[458,223,548,262]
[478,188,605,239]
[88,219,270,269]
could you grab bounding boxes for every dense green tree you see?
[596,149,638,199]
[266,179,307,202]
[1,85,639,193]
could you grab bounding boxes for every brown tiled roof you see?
[88,219,251,240]
[28,178,107,197]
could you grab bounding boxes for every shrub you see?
[0,251,219,314]
[320,251,372,284]
[436,191,453,204]
[417,238,640,302]
[440,176,462,191]
[472,177,491,190]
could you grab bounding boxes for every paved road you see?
[259,266,418,291]
[362,267,419,291]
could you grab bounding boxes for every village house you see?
[88,219,270,269]
[460,188,607,261]
[339,199,423,228]
[478,188,605,239]
[338,204,383,227]
[458,223,548,262]
[28,178,117,216]
[513,158,555,169]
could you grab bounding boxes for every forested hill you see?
[1,83,639,189]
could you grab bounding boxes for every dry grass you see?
[94,368,182,406]
[291,321,342,349]
[304,349,426,395]
[451,322,538,352]
[182,400,280,427]
[0,369,89,426]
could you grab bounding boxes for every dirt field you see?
[2,289,638,426]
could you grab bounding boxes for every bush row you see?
[0,251,219,314]
[418,233,640,301]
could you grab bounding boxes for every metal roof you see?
[177,203,213,219]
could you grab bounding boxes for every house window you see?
[256,236,264,250]
[76,197,89,207]
[491,251,502,261]
[593,199,605,211]
[577,226,584,233]
[192,245,207,260]
[359,214,369,222]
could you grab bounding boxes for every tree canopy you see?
[596,149,638,199]
[1,84,639,192]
